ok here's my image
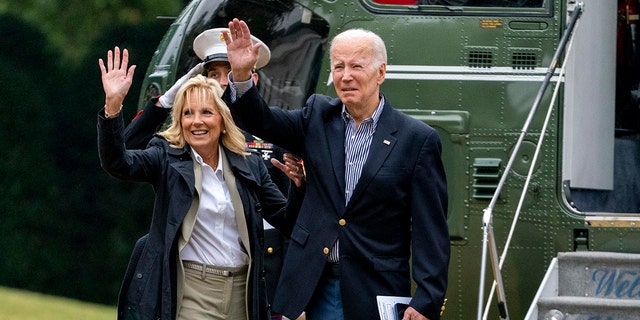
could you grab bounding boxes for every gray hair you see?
[330,28,387,69]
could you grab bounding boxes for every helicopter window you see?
[174,0,329,111]
[371,0,544,7]
[374,0,418,4]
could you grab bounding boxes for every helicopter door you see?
[562,0,616,190]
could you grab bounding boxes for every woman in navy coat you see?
[97,47,299,320]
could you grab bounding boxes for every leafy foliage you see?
[0,0,185,306]
[0,0,185,64]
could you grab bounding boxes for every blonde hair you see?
[158,75,248,156]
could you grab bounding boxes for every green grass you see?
[0,286,116,320]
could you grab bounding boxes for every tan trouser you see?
[178,263,248,320]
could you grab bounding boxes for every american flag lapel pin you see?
[383,139,391,145]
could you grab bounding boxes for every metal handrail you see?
[476,3,584,320]
[482,13,582,320]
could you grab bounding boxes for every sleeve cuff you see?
[228,71,254,102]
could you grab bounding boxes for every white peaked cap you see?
[193,28,271,69]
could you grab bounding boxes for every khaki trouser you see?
[178,262,248,320]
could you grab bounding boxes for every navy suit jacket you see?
[225,85,449,320]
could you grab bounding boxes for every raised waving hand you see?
[98,46,136,116]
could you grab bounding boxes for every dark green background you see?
[0,0,189,306]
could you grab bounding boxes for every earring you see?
[222,129,227,134]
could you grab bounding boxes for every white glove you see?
[158,62,205,108]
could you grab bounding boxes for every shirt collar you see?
[192,146,223,173]
[341,95,385,125]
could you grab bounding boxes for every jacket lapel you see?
[174,147,200,316]
[222,150,251,259]
[169,147,198,230]
[347,101,397,208]
[325,116,346,200]
[178,157,201,253]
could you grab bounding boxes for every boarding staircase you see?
[524,251,640,320]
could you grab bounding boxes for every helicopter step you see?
[525,251,640,320]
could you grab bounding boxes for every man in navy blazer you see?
[222,19,450,320]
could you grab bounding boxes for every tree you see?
[0,0,183,64]
[0,8,177,304]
